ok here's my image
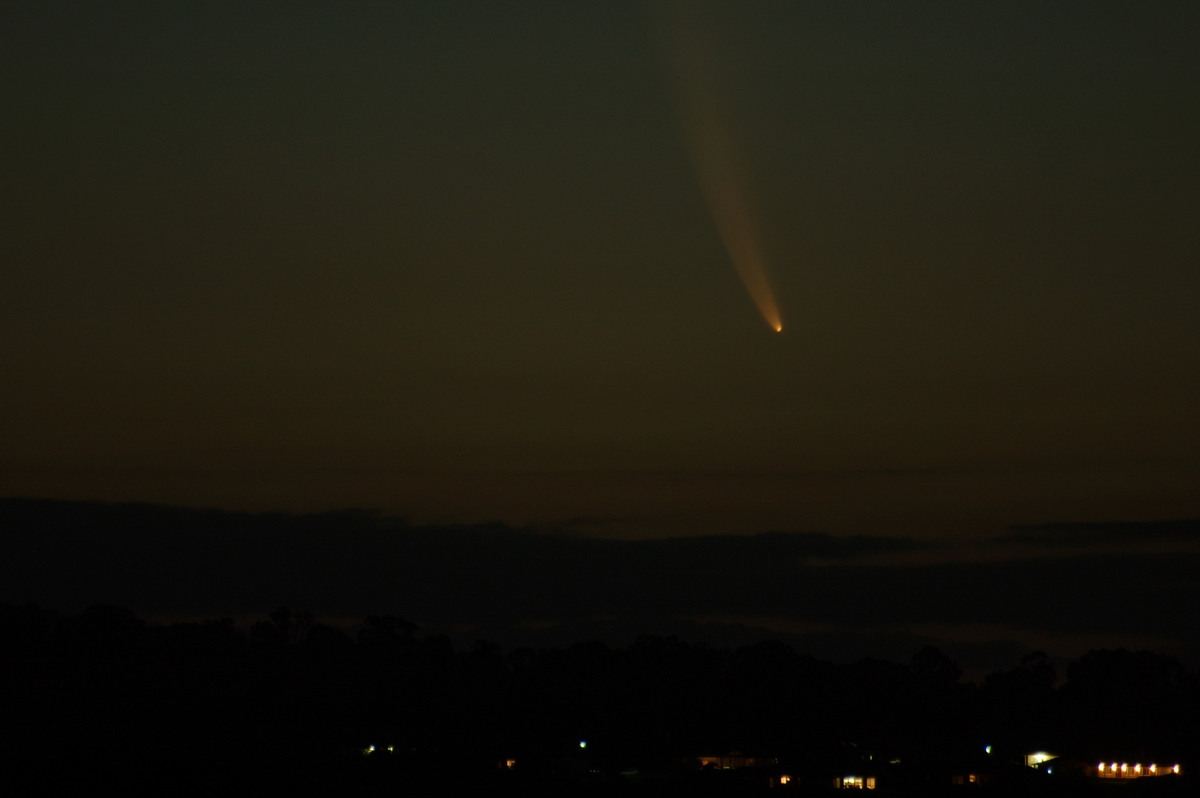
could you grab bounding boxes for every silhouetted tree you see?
[1059,648,1186,759]
[980,651,1057,750]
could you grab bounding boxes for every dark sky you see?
[4,2,1199,668]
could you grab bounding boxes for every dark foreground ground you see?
[10,751,1194,798]
[4,595,1196,797]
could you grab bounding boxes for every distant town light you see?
[1174,765,1181,774]
[984,745,992,755]
[579,740,587,749]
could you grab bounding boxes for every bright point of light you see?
[579,740,587,749]
[1174,765,1181,774]
[985,745,993,755]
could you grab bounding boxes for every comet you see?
[660,2,784,333]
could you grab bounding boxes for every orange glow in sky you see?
[663,3,784,334]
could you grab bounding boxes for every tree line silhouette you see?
[3,602,1195,796]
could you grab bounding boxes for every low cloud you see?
[999,518,1200,547]
[4,498,1198,672]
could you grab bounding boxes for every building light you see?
[780,775,791,785]
[1174,765,1181,775]
[1026,752,1054,767]
[839,775,875,790]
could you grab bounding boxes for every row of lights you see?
[1098,762,1181,776]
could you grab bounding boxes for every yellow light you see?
[1135,764,1142,773]
[780,775,791,785]
[1174,765,1181,774]
[1150,765,1157,773]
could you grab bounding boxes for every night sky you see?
[4,1,1199,672]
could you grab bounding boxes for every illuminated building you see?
[697,754,775,769]
[834,774,876,789]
